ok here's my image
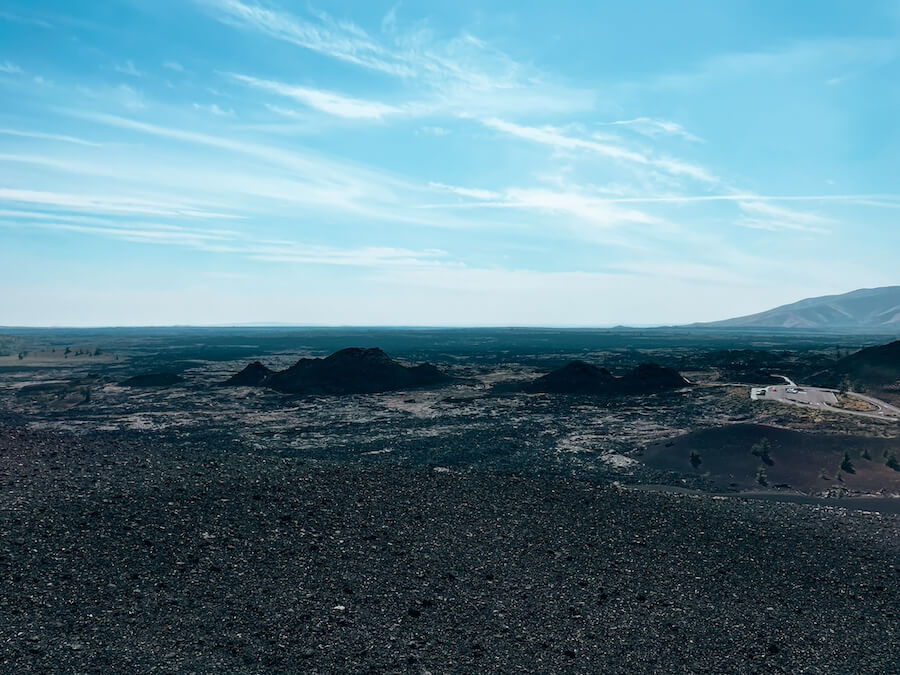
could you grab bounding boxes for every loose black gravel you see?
[1,426,898,673]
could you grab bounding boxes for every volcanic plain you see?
[1,327,898,672]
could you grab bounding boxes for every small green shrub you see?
[841,452,855,474]
[751,438,773,466]
[689,450,702,469]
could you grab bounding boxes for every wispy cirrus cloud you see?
[162,60,184,73]
[601,117,703,142]
[2,214,455,271]
[0,10,52,28]
[8,112,498,232]
[0,128,102,147]
[479,117,719,185]
[654,37,898,90]
[736,200,832,234]
[0,60,23,74]
[480,117,646,163]
[0,187,237,219]
[114,60,143,77]
[199,0,592,116]
[429,182,661,235]
[198,0,412,77]
[230,73,409,120]
[192,102,234,117]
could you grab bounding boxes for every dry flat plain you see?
[1,327,898,672]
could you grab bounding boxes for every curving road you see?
[750,381,900,422]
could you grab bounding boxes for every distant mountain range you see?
[696,286,900,330]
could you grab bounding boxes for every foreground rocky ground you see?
[1,425,898,673]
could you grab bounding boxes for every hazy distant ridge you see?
[697,286,900,330]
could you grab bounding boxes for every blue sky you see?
[1,0,899,326]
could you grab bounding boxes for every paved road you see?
[750,382,900,422]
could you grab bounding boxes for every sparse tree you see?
[751,438,773,466]
[689,450,702,469]
[755,467,768,487]
[887,453,900,472]
[861,448,871,461]
[840,452,855,474]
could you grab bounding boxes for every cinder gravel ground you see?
[1,425,898,673]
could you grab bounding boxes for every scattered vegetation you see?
[840,452,855,474]
[755,467,768,487]
[750,438,773,466]
[887,453,900,472]
[829,394,878,413]
[689,450,702,469]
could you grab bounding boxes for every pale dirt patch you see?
[830,394,879,412]
[600,453,638,469]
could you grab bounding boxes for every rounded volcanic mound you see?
[618,363,688,394]
[527,360,687,396]
[221,361,273,387]
[226,348,451,396]
[527,360,615,394]
[810,339,900,404]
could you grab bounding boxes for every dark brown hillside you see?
[810,340,900,404]
[642,424,900,494]
[221,361,273,387]
[527,360,687,395]
[227,348,451,395]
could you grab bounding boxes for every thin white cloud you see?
[420,126,450,136]
[655,37,898,90]
[115,84,145,109]
[0,60,23,74]
[198,0,412,77]
[481,118,646,164]
[231,73,407,120]
[604,193,900,206]
[0,128,101,147]
[0,188,237,219]
[200,0,592,116]
[480,117,719,185]
[4,216,454,270]
[602,117,703,143]
[47,112,498,232]
[736,200,831,234]
[429,182,501,201]
[192,102,234,116]
[0,11,52,28]
[162,60,185,72]
[429,182,660,230]
[114,60,143,77]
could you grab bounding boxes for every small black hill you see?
[619,363,689,394]
[226,348,451,395]
[527,360,615,394]
[222,361,273,387]
[527,360,687,395]
[811,340,900,403]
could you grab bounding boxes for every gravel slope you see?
[1,426,898,673]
